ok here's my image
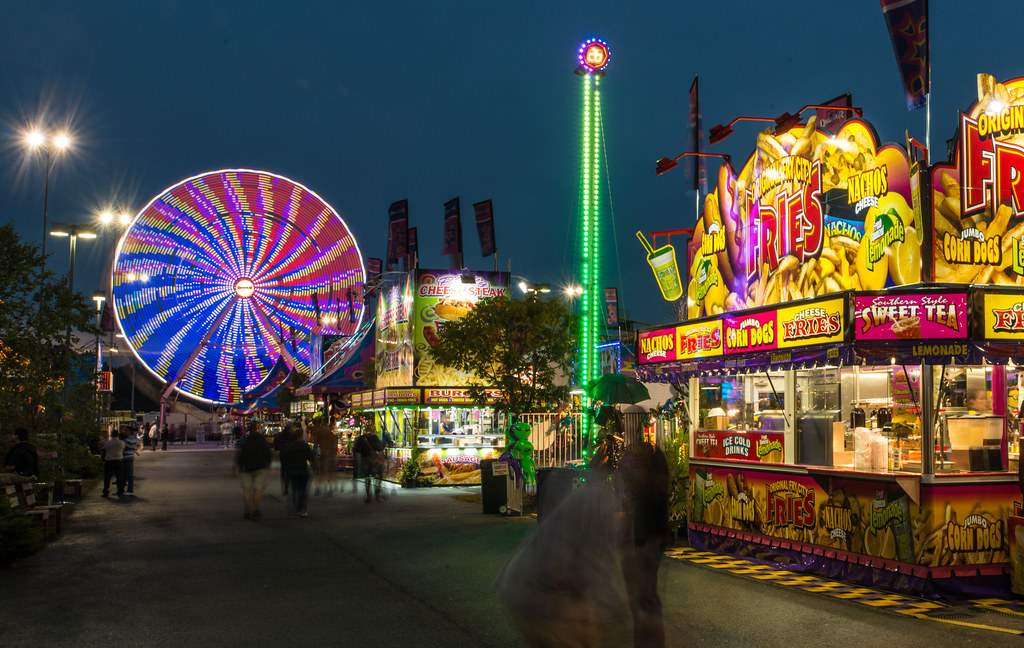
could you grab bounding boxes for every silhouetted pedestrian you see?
[616,431,670,648]
[234,428,272,520]
[280,425,316,517]
[101,430,125,498]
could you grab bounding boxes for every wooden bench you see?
[3,482,62,536]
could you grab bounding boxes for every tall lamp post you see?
[25,130,72,277]
[93,291,106,425]
[50,222,97,348]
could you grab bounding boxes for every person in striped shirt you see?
[120,426,140,496]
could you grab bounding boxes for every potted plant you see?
[398,458,420,488]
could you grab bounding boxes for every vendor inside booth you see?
[638,80,1024,596]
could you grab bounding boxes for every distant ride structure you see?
[111,168,366,406]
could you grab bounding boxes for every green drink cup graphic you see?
[638,231,683,301]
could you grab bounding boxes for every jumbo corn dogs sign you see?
[933,74,1024,285]
[687,117,920,318]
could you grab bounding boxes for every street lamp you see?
[50,222,97,349]
[93,291,106,424]
[708,104,863,145]
[25,129,73,276]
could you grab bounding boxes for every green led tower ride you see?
[575,38,610,456]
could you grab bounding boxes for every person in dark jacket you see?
[616,433,670,648]
[234,429,272,520]
[2,428,39,484]
[280,426,316,517]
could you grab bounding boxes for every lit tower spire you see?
[574,38,610,455]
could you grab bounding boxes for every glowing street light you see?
[25,128,73,277]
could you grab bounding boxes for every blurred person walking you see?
[616,426,670,648]
[310,413,339,496]
[352,426,385,503]
[233,427,272,520]
[280,423,316,517]
[101,430,125,498]
[121,427,140,496]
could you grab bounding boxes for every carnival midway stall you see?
[290,318,376,466]
[349,269,510,485]
[637,76,1024,597]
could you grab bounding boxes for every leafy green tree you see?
[0,224,103,481]
[428,295,575,415]
[275,370,309,414]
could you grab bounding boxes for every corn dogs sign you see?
[686,117,920,318]
[934,74,1024,284]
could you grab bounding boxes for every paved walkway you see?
[4,444,1021,646]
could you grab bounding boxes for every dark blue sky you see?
[4,1,1024,327]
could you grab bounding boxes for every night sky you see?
[3,1,1024,329]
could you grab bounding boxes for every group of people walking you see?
[100,425,142,497]
[233,415,388,519]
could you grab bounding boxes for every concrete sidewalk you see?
[4,448,1015,647]
[4,447,534,647]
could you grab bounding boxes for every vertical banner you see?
[473,199,496,257]
[387,200,409,270]
[100,305,117,332]
[815,93,854,133]
[686,76,708,195]
[604,287,619,327]
[366,257,382,280]
[442,197,462,269]
[880,0,929,111]
[407,227,418,270]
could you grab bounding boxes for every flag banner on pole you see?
[604,287,619,327]
[880,0,929,111]
[101,305,117,332]
[407,226,418,269]
[815,93,854,133]
[366,257,382,279]
[441,197,460,256]
[473,200,496,257]
[686,76,708,195]
[387,199,409,264]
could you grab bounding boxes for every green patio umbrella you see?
[586,373,650,405]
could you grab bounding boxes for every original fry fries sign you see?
[933,74,1024,284]
[687,116,920,318]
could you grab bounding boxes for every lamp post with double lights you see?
[49,222,97,349]
[25,129,73,277]
[707,104,864,145]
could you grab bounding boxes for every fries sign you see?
[687,117,920,317]
[933,75,1024,285]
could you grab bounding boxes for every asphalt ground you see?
[3,444,1021,647]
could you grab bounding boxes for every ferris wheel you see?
[111,169,366,405]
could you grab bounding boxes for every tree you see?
[0,224,103,480]
[428,295,575,415]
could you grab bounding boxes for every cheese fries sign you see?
[687,117,920,318]
[933,74,1024,285]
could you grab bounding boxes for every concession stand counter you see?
[350,269,510,485]
[638,77,1024,596]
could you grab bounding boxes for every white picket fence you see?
[518,410,660,470]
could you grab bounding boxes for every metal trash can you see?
[536,467,578,521]
[480,459,507,514]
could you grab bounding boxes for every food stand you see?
[350,269,510,485]
[637,77,1024,596]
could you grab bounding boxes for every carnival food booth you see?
[350,268,510,485]
[637,75,1024,596]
